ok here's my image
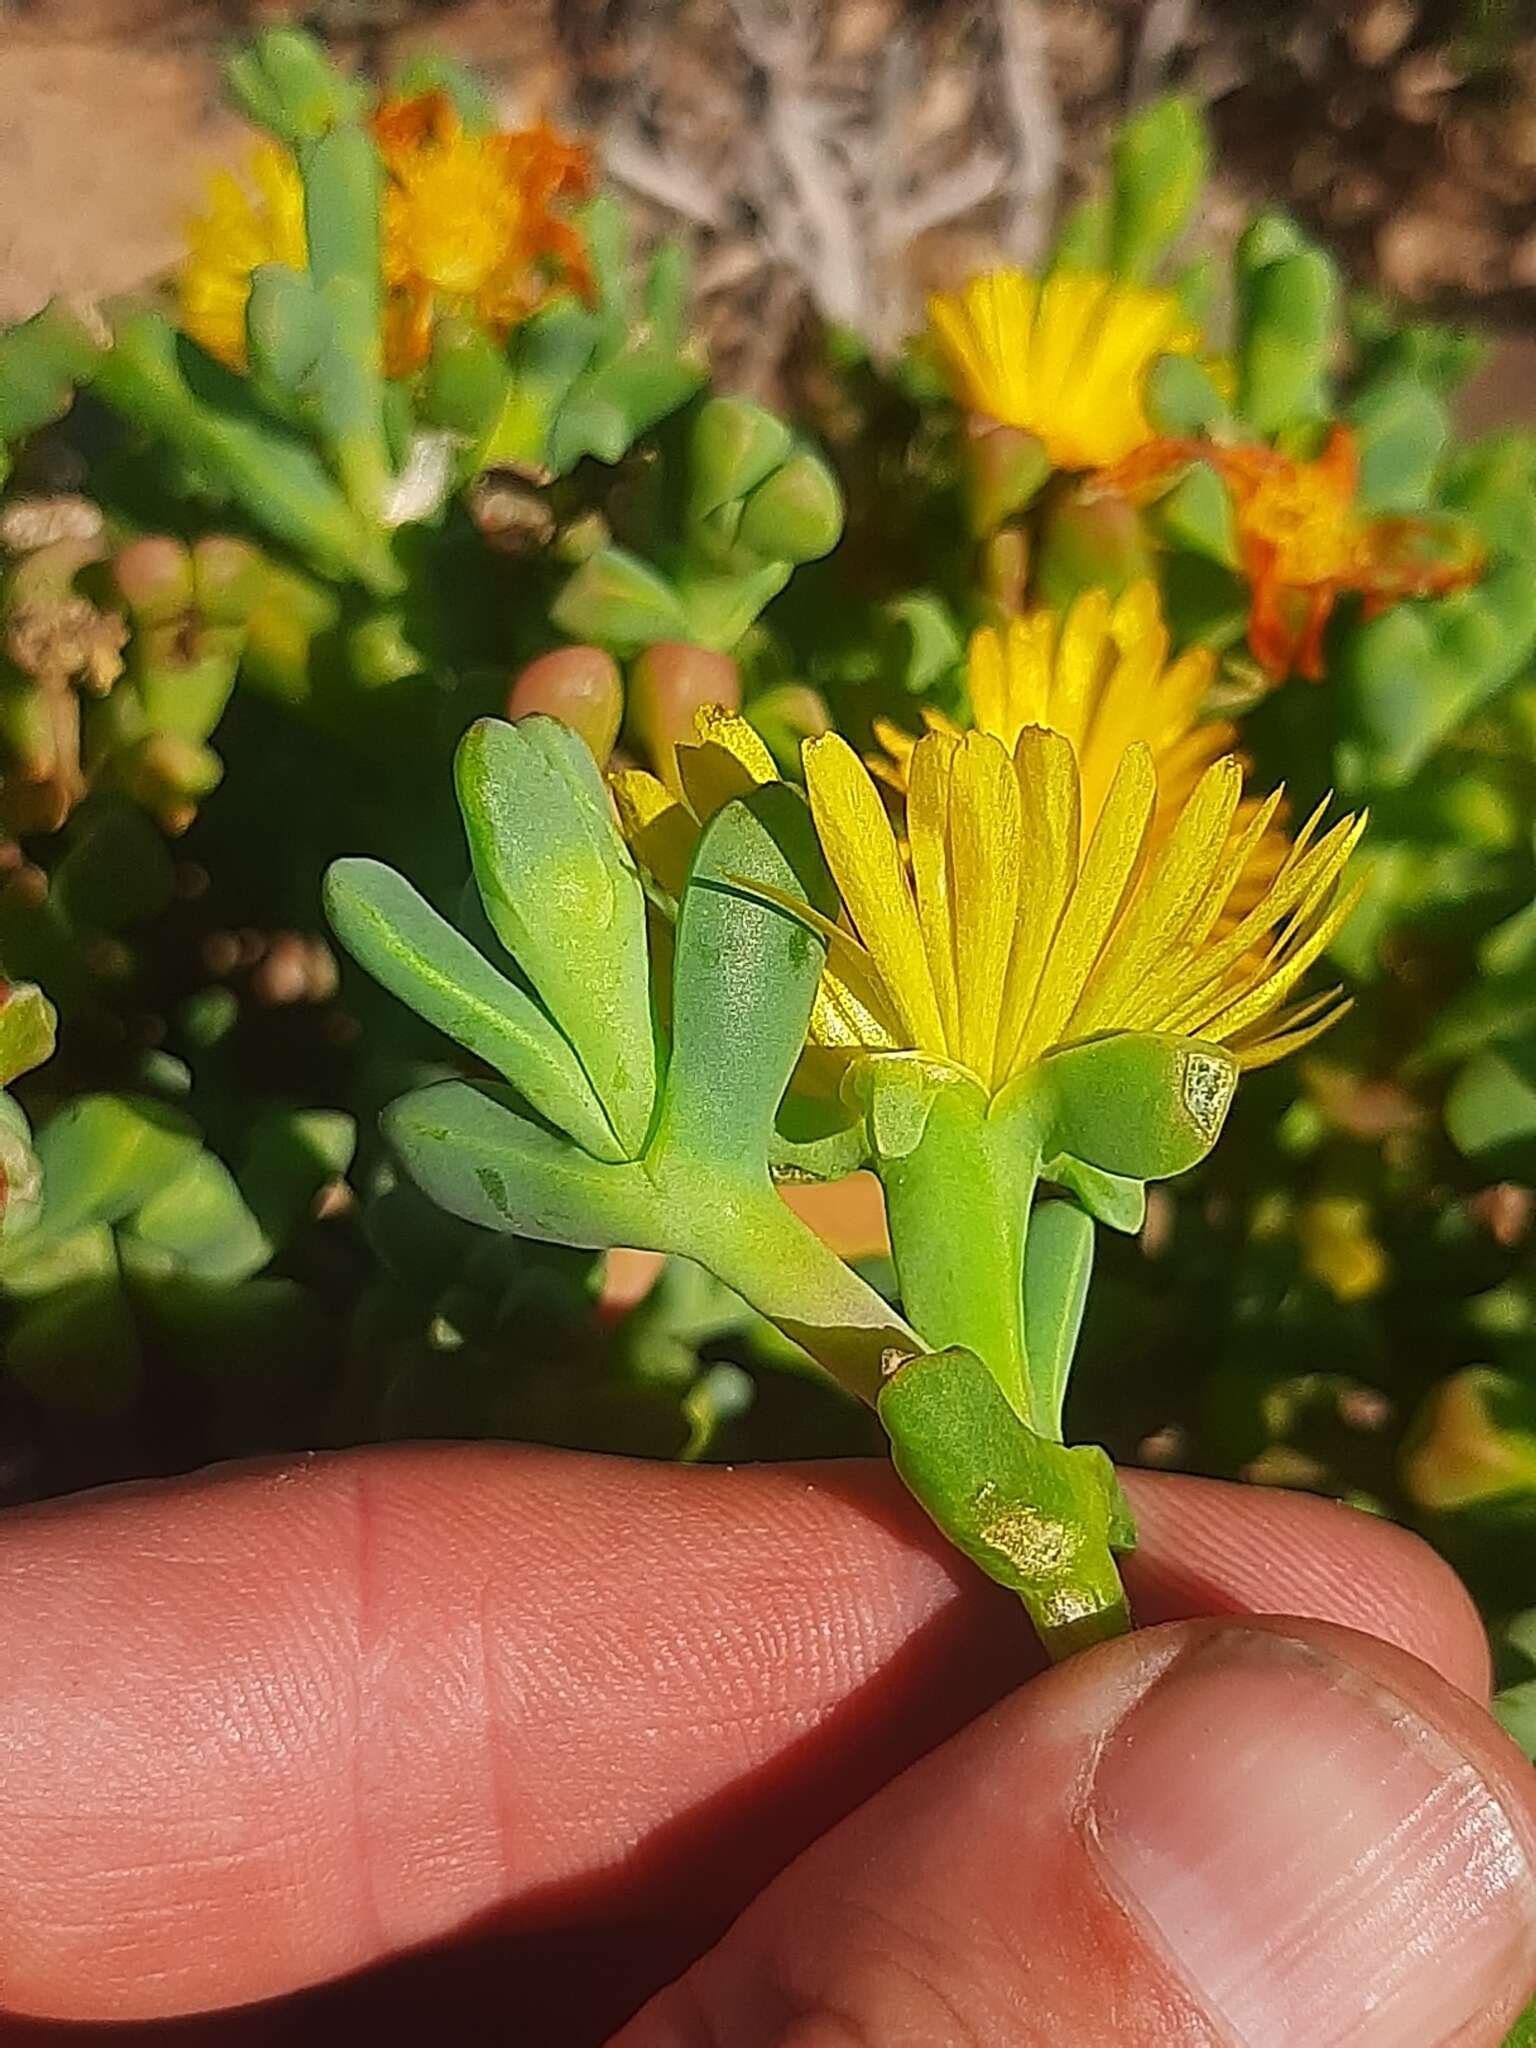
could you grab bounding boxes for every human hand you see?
[0,1445,1530,2045]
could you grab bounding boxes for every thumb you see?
[617,1617,1536,2047]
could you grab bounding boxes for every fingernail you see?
[1089,1630,1536,2047]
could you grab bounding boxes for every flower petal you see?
[609,768,696,897]
[995,725,1080,1077]
[946,733,1023,1085]
[803,733,946,1052]
[1017,740,1155,1062]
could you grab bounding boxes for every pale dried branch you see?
[603,122,729,228]
[996,0,1063,266]
[1129,0,1198,102]
[893,148,1010,245]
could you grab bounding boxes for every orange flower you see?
[180,94,594,379]
[373,92,594,374]
[1115,427,1484,682]
[1215,427,1484,680]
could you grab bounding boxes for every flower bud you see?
[627,641,741,790]
[191,537,267,626]
[115,732,223,833]
[507,646,623,763]
[110,538,194,624]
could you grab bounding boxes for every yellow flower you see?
[927,268,1199,471]
[178,93,592,379]
[374,93,592,374]
[179,144,307,373]
[798,724,1363,1096]
[871,583,1290,928]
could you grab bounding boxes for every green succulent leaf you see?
[1039,1033,1237,1181]
[120,1152,271,1285]
[689,398,793,529]
[5,1274,141,1416]
[421,316,513,436]
[325,856,626,1162]
[676,564,792,651]
[384,1079,660,1249]
[876,592,965,696]
[92,312,401,594]
[548,350,705,472]
[237,1107,357,1250]
[879,1345,1133,1658]
[1445,1048,1536,1162]
[1236,238,1338,435]
[1148,358,1233,440]
[551,546,689,652]
[1109,96,1208,282]
[1043,1153,1146,1235]
[455,716,658,1157]
[655,785,837,1174]
[1348,375,1448,515]
[32,1095,203,1240]
[0,301,104,446]
[735,450,844,564]
[224,27,362,144]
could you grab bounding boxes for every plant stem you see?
[877,1082,1043,1426]
[664,1166,917,1408]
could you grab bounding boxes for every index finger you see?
[0,1443,1488,2031]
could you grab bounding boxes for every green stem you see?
[877,1080,1043,1427]
[661,1164,918,1408]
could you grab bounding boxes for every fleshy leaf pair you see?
[326,716,913,1405]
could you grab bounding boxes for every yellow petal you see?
[694,704,778,781]
[1198,880,1365,1043]
[907,731,962,1057]
[1232,989,1351,1070]
[609,768,697,897]
[946,733,1023,1085]
[1158,811,1366,1035]
[676,728,770,825]
[1017,741,1155,1060]
[1029,273,1109,427]
[994,725,1080,1076]
[1108,577,1162,649]
[1068,754,1242,1037]
[1050,587,1112,756]
[803,733,946,1052]
[966,626,1010,739]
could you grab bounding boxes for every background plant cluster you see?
[2,33,1535,1731]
